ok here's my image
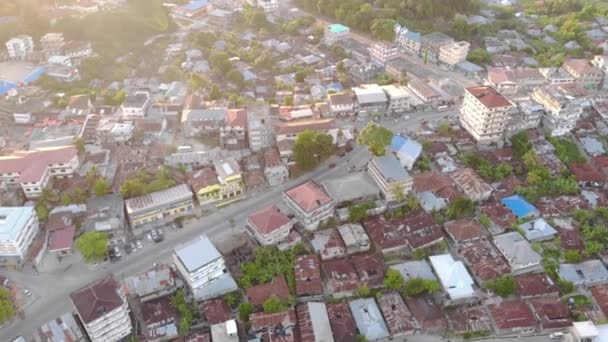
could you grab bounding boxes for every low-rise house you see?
[377,292,419,336]
[282,181,335,231]
[369,42,399,65]
[488,300,538,335]
[296,302,334,342]
[200,298,231,326]
[275,118,339,144]
[263,148,288,186]
[429,254,476,301]
[368,154,413,203]
[0,206,40,268]
[439,41,470,66]
[395,24,422,55]
[413,172,460,213]
[352,254,385,288]
[352,84,388,115]
[444,306,492,335]
[210,320,238,342]
[420,32,454,63]
[390,135,422,170]
[70,276,132,342]
[450,168,493,202]
[337,224,370,255]
[247,205,293,246]
[323,258,359,297]
[515,273,559,299]
[559,229,586,251]
[173,235,237,301]
[66,94,93,116]
[443,219,485,247]
[563,59,604,89]
[407,79,442,106]
[390,260,437,281]
[435,155,457,173]
[327,303,357,341]
[328,92,355,116]
[559,260,608,286]
[494,232,543,275]
[405,296,447,332]
[529,298,572,331]
[458,238,511,282]
[246,276,290,307]
[381,84,411,114]
[591,285,608,317]
[140,296,178,341]
[249,308,298,341]
[123,264,177,301]
[500,194,540,219]
[487,67,518,95]
[570,163,607,188]
[48,225,76,256]
[85,194,126,246]
[349,298,390,341]
[32,312,86,342]
[213,158,246,205]
[125,184,194,232]
[322,172,380,207]
[324,24,350,46]
[580,136,606,157]
[518,218,557,242]
[362,215,408,255]
[295,254,323,297]
[312,229,346,260]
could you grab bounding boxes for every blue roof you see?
[23,67,46,84]
[501,195,539,219]
[183,0,210,11]
[0,207,35,241]
[326,82,343,92]
[390,135,422,159]
[390,135,408,152]
[0,81,17,96]
[404,30,421,42]
[328,24,349,33]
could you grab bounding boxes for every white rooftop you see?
[429,254,475,300]
[174,235,222,272]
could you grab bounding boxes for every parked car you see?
[23,289,31,296]
[136,240,143,249]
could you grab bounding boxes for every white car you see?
[23,289,31,296]
[136,240,143,249]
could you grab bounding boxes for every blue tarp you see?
[0,81,17,96]
[23,67,46,84]
[183,0,209,11]
[501,195,539,219]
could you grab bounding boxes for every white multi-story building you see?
[459,86,514,144]
[174,235,237,300]
[256,0,278,12]
[395,24,422,55]
[352,84,388,116]
[0,206,39,268]
[532,85,585,136]
[120,90,151,117]
[381,84,411,114]
[439,41,470,66]
[247,104,272,152]
[368,154,413,203]
[70,276,132,342]
[328,92,355,116]
[324,24,350,46]
[5,35,34,59]
[0,146,79,199]
[369,42,399,66]
[282,181,335,231]
[247,205,293,245]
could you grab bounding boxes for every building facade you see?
[369,42,399,66]
[459,86,513,144]
[368,154,413,203]
[125,184,194,230]
[381,85,411,114]
[439,41,470,66]
[0,206,39,268]
[247,105,273,152]
[5,35,34,59]
[325,24,350,46]
[247,205,293,245]
[282,181,335,231]
[532,85,584,136]
[173,235,227,293]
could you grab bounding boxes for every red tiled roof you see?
[67,94,91,110]
[570,163,607,183]
[377,292,418,336]
[248,205,291,236]
[141,296,176,325]
[225,108,247,127]
[275,118,336,135]
[187,167,218,191]
[564,59,602,76]
[285,181,332,212]
[245,276,290,306]
[413,172,454,193]
[48,226,76,252]
[535,196,589,217]
[458,239,510,281]
[70,276,123,324]
[295,255,323,296]
[515,273,559,298]
[250,308,298,342]
[351,254,385,288]
[488,67,516,84]
[558,229,585,251]
[488,300,537,331]
[593,155,608,172]
[0,146,78,183]
[322,258,359,294]
[591,285,608,316]
[444,219,485,243]
[362,215,408,251]
[263,148,281,167]
[466,86,511,109]
[529,298,571,330]
[200,298,231,325]
[445,305,492,334]
[405,296,446,331]
[327,303,356,341]
[46,211,74,231]
[480,201,517,229]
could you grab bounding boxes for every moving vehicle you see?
[437,105,449,112]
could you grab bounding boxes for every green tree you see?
[557,279,575,294]
[295,70,307,83]
[357,335,368,342]
[349,201,376,223]
[446,197,475,220]
[384,268,405,290]
[76,231,108,262]
[485,275,516,297]
[467,48,492,65]
[209,85,221,101]
[564,250,582,263]
[227,69,245,88]
[356,124,392,156]
[478,213,492,228]
[35,202,49,222]
[404,278,440,296]
[354,285,372,298]
[72,137,85,154]
[93,179,110,196]
[209,51,232,75]
[437,122,452,136]
[293,131,334,171]
[263,295,288,313]
[0,287,15,324]
[170,289,193,336]
[238,302,254,321]
[283,95,294,106]
[451,17,472,40]
[391,183,406,203]
[224,292,242,309]
[370,18,397,42]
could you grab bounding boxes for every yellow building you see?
[188,158,245,207]
[125,184,194,231]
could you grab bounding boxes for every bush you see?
[384,269,405,290]
[238,302,254,321]
[564,250,582,263]
[404,278,439,296]
[263,296,288,313]
[558,279,575,295]
[485,275,516,297]
[354,285,372,298]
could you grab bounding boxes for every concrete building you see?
[381,84,411,114]
[395,24,422,55]
[256,0,278,12]
[563,59,604,89]
[439,41,470,66]
[247,104,273,152]
[39,33,65,52]
[328,92,355,116]
[494,232,543,275]
[221,109,247,150]
[459,86,513,144]
[263,148,288,186]
[429,254,476,301]
[559,260,608,286]
[532,85,585,136]
[5,35,34,59]
[70,276,132,342]
[325,24,350,46]
[121,90,151,117]
[368,154,413,203]
[0,146,79,199]
[352,84,388,116]
[125,184,194,230]
[173,235,237,300]
[247,205,293,246]
[282,181,334,231]
[369,42,399,66]
[390,135,422,171]
[420,32,454,63]
[0,206,39,268]
[487,67,518,95]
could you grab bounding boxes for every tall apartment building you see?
[420,32,454,63]
[439,41,470,66]
[368,154,413,203]
[70,276,132,342]
[174,235,237,300]
[532,85,585,136]
[395,24,421,55]
[324,24,350,46]
[369,42,399,66]
[459,86,513,144]
[0,206,39,268]
[352,84,388,116]
[381,84,411,114]
[5,35,34,59]
[247,104,272,152]
[282,181,334,231]
[125,184,194,230]
[0,146,79,199]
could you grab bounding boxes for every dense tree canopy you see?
[293,131,334,171]
[76,231,108,262]
[0,287,15,324]
[370,19,397,42]
[485,275,516,297]
[356,124,393,156]
[120,167,176,198]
